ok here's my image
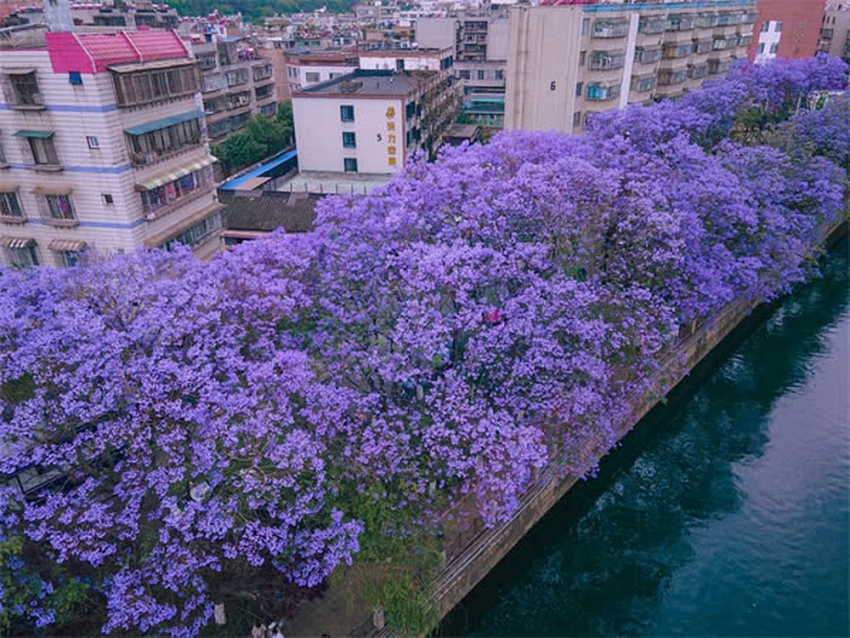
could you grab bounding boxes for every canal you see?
[442,235,849,638]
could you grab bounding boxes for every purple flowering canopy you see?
[0,55,847,636]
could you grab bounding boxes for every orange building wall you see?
[749,0,827,59]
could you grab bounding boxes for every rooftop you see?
[45,29,189,73]
[295,69,438,97]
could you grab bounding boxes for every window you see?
[111,63,201,108]
[102,193,114,205]
[340,105,355,122]
[69,71,83,86]
[573,111,582,127]
[581,18,590,35]
[761,21,769,32]
[127,116,202,165]
[495,69,504,80]
[575,81,583,97]
[164,211,221,250]
[26,135,59,166]
[579,50,586,66]
[0,191,23,220]
[255,84,274,100]
[6,243,39,268]
[477,70,486,80]
[140,165,213,217]
[56,249,84,267]
[43,194,76,224]
[396,59,405,71]
[342,131,356,148]
[0,138,6,165]
[305,71,320,83]
[87,136,100,149]
[7,71,43,108]
[774,21,782,32]
[458,69,471,80]
[589,51,626,69]
[344,157,358,172]
[758,43,766,54]
[586,82,620,101]
[770,43,778,54]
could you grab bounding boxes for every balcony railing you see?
[593,20,629,39]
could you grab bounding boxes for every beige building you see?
[505,0,756,133]
[292,69,459,176]
[194,37,278,143]
[0,27,222,268]
[818,7,850,61]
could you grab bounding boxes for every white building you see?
[0,27,223,268]
[291,69,459,175]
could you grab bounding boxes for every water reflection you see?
[442,235,849,637]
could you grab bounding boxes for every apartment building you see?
[417,13,510,128]
[505,0,755,133]
[0,27,222,268]
[749,0,826,62]
[283,50,359,93]
[291,69,460,175]
[194,36,278,142]
[818,6,850,61]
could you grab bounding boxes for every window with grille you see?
[43,194,76,223]
[7,72,43,108]
[0,192,23,219]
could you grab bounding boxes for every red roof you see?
[46,30,190,74]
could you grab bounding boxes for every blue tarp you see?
[219,149,299,191]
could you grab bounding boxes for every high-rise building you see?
[0,26,223,268]
[504,0,756,133]
[194,36,278,143]
[749,0,826,62]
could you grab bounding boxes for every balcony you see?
[589,51,626,71]
[667,14,696,32]
[639,17,666,35]
[635,46,663,64]
[663,42,693,59]
[586,82,621,101]
[592,20,629,39]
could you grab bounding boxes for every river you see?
[441,235,849,637]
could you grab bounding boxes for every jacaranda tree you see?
[1,54,847,636]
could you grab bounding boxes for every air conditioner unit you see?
[146,212,157,220]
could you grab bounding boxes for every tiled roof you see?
[46,30,190,74]
[219,191,319,234]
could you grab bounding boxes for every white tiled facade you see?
[755,20,783,62]
[0,32,222,269]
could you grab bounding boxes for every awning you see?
[6,68,35,75]
[49,239,87,252]
[0,185,18,193]
[109,59,196,74]
[14,130,54,139]
[33,186,72,196]
[0,236,36,249]
[135,155,217,192]
[125,110,204,137]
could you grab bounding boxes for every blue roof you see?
[219,149,298,191]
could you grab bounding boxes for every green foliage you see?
[212,105,294,173]
[166,0,356,22]
[0,536,90,632]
